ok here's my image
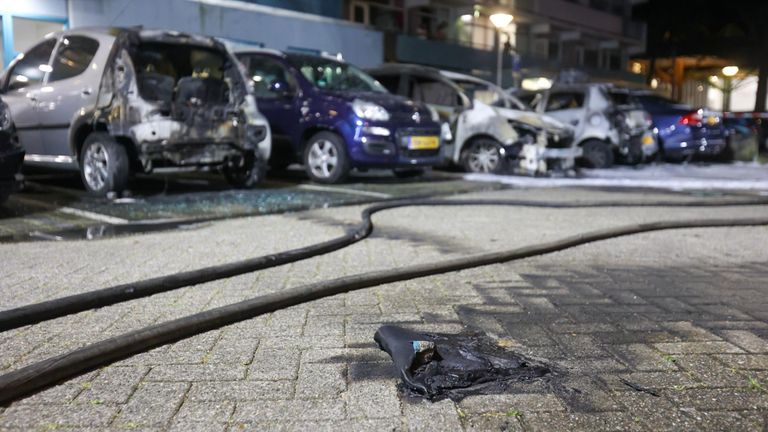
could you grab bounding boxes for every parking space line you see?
[56,207,130,225]
[297,184,393,198]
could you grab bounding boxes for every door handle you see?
[81,88,92,96]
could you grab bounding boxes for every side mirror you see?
[269,80,293,98]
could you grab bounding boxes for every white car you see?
[524,84,657,168]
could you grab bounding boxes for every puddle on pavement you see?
[374,325,556,402]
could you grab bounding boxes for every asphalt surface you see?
[0,167,503,242]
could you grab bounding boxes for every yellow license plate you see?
[408,136,439,150]
[706,116,718,126]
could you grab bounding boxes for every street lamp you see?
[721,65,739,111]
[490,12,514,87]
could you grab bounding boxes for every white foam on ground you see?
[465,162,768,191]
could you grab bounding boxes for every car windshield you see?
[452,79,528,110]
[288,55,386,93]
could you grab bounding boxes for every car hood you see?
[320,90,429,116]
[495,106,573,136]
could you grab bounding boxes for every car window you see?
[409,76,459,107]
[452,79,501,107]
[545,92,585,111]
[635,94,692,111]
[287,54,386,93]
[373,74,400,94]
[6,39,56,91]
[243,56,296,98]
[49,36,99,82]
[607,91,633,106]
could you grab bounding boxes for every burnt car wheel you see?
[580,139,614,169]
[224,153,266,189]
[80,133,130,196]
[303,132,350,184]
[461,139,505,173]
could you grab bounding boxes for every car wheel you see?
[303,132,350,184]
[460,139,505,173]
[621,141,644,166]
[224,152,266,189]
[580,139,614,168]
[392,168,425,179]
[79,132,130,196]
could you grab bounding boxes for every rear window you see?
[635,94,692,110]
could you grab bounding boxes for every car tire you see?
[79,132,130,196]
[580,139,614,168]
[620,141,644,166]
[224,152,266,189]
[392,168,425,179]
[303,131,350,184]
[460,138,505,173]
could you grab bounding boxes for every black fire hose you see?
[0,199,766,405]
[1,197,767,332]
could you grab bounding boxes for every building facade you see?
[1,0,646,88]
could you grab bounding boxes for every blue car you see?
[235,50,442,183]
[630,92,727,161]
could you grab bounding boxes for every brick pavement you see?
[0,187,767,431]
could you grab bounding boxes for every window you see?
[287,55,386,93]
[372,74,400,94]
[545,92,585,111]
[409,76,458,107]
[243,56,295,98]
[49,36,99,82]
[6,39,56,91]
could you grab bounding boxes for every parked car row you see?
[513,84,732,167]
[0,25,735,203]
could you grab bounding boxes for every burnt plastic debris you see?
[374,325,552,401]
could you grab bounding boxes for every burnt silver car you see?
[0,27,271,195]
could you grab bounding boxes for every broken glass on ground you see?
[374,325,554,401]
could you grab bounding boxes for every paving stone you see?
[187,380,294,401]
[347,381,401,419]
[146,363,247,381]
[522,412,646,431]
[463,414,524,431]
[113,382,189,428]
[0,402,118,428]
[295,363,346,398]
[403,399,462,431]
[248,348,300,380]
[720,330,768,353]
[653,341,745,355]
[458,394,564,414]
[172,400,234,424]
[233,400,345,422]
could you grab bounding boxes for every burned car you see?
[0,98,24,205]
[367,64,517,174]
[0,27,271,195]
[528,84,657,168]
[439,71,580,174]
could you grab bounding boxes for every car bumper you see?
[350,124,442,168]
[665,138,727,157]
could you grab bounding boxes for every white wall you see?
[68,0,385,67]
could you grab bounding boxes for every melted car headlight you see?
[352,99,390,121]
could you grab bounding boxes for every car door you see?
[35,35,102,159]
[0,38,57,157]
[241,55,301,163]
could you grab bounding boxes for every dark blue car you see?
[631,93,728,161]
[236,51,442,183]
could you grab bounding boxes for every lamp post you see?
[489,12,514,87]
[721,65,739,112]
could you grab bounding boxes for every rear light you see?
[679,111,702,126]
